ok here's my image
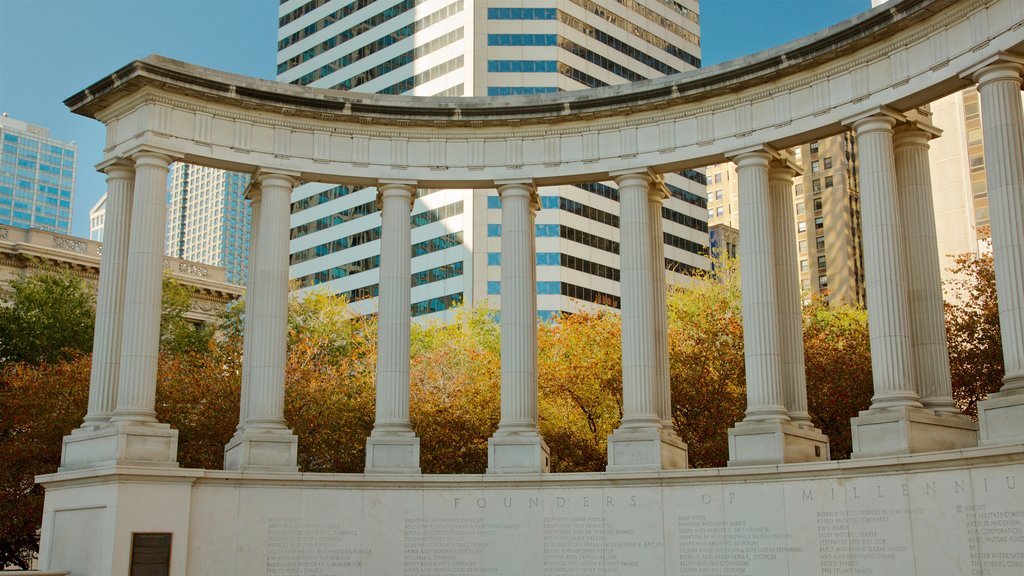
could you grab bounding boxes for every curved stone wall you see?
[67,0,1024,187]
[37,0,1024,573]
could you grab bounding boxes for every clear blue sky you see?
[0,0,869,238]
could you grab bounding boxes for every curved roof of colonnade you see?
[65,0,1024,187]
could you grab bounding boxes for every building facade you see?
[277,0,708,320]
[165,163,252,285]
[707,133,865,305]
[0,225,242,325]
[0,113,76,235]
[89,163,252,285]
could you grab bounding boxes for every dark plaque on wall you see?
[129,533,172,576]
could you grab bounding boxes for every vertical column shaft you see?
[614,172,661,428]
[243,172,293,429]
[975,63,1024,391]
[373,182,416,432]
[497,182,540,432]
[83,162,134,428]
[238,193,261,428]
[894,125,958,412]
[110,151,172,423]
[735,152,789,421]
[647,183,673,430]
[769,163,812,424]
[853,114,923,408]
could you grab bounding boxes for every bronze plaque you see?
[129,533,172,576]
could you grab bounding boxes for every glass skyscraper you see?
[0,113,76,234]
[277,0,708,320]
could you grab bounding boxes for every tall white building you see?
[277,0,708,320]
[0,113,77,234]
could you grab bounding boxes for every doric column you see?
[727,149,829,465]
[893,122,959,413]
[735,151,790,422]
[846,110,976,457]
[81,160,134,429]
[365,180,420,473]
[973,60,1024,444]
[110,151,174,424]
[237,189,261,429]
[768,159,812,426]
[487,181,549,473]
[851,113,923,410]
[224,170,299,471]
[606,170,683,471]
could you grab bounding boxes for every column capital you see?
[725,144,782,166]
[843,106,904,133]
[610,168,656,188]
[254,168,300,192]
[376,180,416,210]
[96,157,135,176]
[893,121,942,150]
[130,150,174,170]
[496,180,539,212]
[962,53,1024,86]
[649,174,670,201]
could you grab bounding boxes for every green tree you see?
[0,271,95,366]
[160,275,214,355]
[945,250,1003,416]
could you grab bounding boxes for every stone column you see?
[606,170,682,471]
[847,110,971,456]
[60,150,179,469]
[726,150,829,465]
[365,180,421,473]
[769,160,812,426]
[59,159,144,471]
[83,161,135,429]
[893,123,971,420]
[487,181,549,473]
[237,188,261,429]
[224,170,299,471]
[973,60,1024,444]
[648,177,688,468]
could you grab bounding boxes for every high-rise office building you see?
[165,163,252,285]
[0,113,77,234]
[706,133,865,305]
[277,0,708,320]
[89,163,252,285]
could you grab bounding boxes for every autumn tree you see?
[802,296,873,459]
[410,306,500,473]
[666,257,746,468]
[0,270,95,366]
[538,310,622,472]
[0,356,90,568]
[945,250,1003,416]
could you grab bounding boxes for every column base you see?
[727,420,830,466]
[365,433,421,474]
[851,406,978,458]
[606,425,687,472]
[978,387,1024,445]
[59,422,178,472]
[224,428,299,472]
[486,433,550,474]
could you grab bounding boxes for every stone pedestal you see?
[59,422,178,472]
[728,421,830,467]
[365,433,422,474]
[224,429,299,472]
[606,426,687,472]
[487,435,551,474]
[851,406,980,458]
[978,389,1024,445]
